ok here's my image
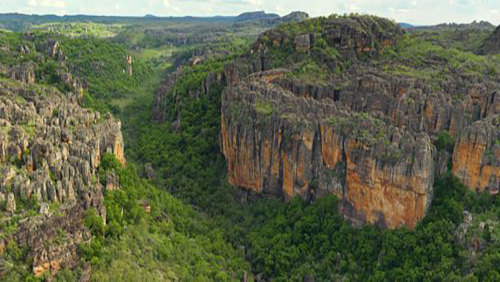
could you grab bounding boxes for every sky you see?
[1,0,500,26]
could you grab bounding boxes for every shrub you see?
[435,130,455,153]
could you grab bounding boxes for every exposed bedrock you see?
[0,79,125,277]
[452,115,500,193]
[221,79,435,228]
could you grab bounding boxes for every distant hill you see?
[281,11,309,23]
[233,11,309,26]
[0,11,308,32]
[398,23,414,28]
[235,11,280,22]
[410,20,495,31]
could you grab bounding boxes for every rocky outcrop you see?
[248,15,402,62]
[0,37,86,99]
[274,68,499,139]
[6,62,35,84]
[221,77,435,228]
[218,16,500,228]
[235,11,309,25]
[144,163,155,179]
[153,15,500,228]
[16,204,91,276]
[172,46,233,69]
[5,193,16,213]
[45,39,64,60]
[412,20,496,32]
[152,67,226,123]
[0,78,125,277]
[152,69,183,122]
[280,12,309,23]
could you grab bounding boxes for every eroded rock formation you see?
[452,116,500,192]
[220,17,500,228]
[0,77,124,277]
[221,75,435,228]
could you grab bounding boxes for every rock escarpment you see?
[219,16,436,228]
[235,11,280,22]
[0,77,124,277]
[221,74,435,228]
[152,15,500,229]
[220,16,500,228]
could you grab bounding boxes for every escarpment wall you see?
[219,70,499,228]
[221,79,435,228]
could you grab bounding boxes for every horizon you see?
[0,11,498,27]
[1,0,499,26]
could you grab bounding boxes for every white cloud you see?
[247,0,263,5]
[27,0,37,6]
[40,0,66,8]
[349,4,360,11]
[163,0,169,7]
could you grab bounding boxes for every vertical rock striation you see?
[221,78,435,228]
[452,116,500,192]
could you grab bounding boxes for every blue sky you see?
[1,0,500,25]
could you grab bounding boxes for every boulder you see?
[5,193,16,212]
[144,163,155,179]
[294,34,311,52]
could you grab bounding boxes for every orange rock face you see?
[452,117,500,192]
[320,126,343,169]
[114,137,126,165]
[221,80,435,229]
[221,111,264,192]
[344,139,433,229]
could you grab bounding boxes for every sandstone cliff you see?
[221,16,500,228]
[452,116,500,193]
[221,74,435,228]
